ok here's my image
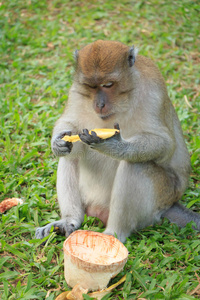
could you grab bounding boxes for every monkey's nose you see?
[95,105,106,115]
[95,101,105,114]
[99,104,105,114]
[97,101,105,110]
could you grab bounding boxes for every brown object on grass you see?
[55,291,70,300]
[63,230,128,292]
[62,128,119,143]
[0,198,23,213]
[66,284,88,300]
[55,274,127,300]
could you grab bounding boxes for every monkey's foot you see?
[103,229,128,244]
[35,219,78,240]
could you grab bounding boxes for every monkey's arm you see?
[79,126,175,164]
[36,158,84,240]
[51,113,83,157]
[36,114,85,239]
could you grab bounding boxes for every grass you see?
[0,0,199,299]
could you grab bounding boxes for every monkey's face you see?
[76,73,134,120]
[74,40,136,120]
[80,78,119,120]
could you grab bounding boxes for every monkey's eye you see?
[100,82,113,88]
[84,83,97,89]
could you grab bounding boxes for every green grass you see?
[0,0,200,299]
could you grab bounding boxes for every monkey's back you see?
[135,55,190,193]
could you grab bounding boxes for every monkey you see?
[36,40,200,243]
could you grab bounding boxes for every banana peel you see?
[88,274,126,299]
[55,291,71,300]
[62,128,119,143]
[55,274,126,300]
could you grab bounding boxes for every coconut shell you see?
[63,230,128,291]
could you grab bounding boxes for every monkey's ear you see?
[128,46,135,67]
[73,49,79,62]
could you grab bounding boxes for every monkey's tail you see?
[162,202,200,231]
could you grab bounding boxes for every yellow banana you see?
[62,128,119,143]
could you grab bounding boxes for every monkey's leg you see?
[162,202,200,230]
[104,161,177,243]
[36,157,84,240]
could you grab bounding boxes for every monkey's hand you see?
[79,129,103,144]
[79,123,122,154]
[51,131,73,157]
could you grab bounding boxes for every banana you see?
[62,128,119,143]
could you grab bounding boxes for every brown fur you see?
[77,40,129,76]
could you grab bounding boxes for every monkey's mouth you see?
[99,113,114,120]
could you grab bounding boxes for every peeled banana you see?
[62,128,119,143]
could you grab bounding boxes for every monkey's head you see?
[74,40,136,120]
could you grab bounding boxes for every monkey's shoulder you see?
[135,55,166,87]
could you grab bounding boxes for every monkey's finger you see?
[113,123,120,136]
[79,133,91,145]
[91,131,102,143]
[91,131,97,137]
[114,123,120,130]
[60,131,72,139]
[79,131,101,145]
[83,129,90,135]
